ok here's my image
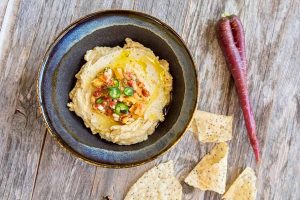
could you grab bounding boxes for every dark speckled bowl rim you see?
[36,10,199,168]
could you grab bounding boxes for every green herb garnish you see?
[114,102,129,114]
[108,87,121,99]
[124,87,134,96]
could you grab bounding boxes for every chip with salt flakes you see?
[190,110,233,143]
[222,167,257,200]
[184,142,229,194]
[124,161,182,200]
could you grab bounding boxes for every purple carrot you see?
[217,14,260,161]
[230,15,247,78]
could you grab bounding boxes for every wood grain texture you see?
[0,0,11,32]
[0,0,299,200]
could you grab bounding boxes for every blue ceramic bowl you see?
[37,10,198,168]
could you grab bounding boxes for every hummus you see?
[68,38,172,145]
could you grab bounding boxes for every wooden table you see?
[1,0,299,199]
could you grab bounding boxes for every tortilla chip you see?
[192,110,233,143]
[222,167,257,200]
[189,119,197,132]
[184,142,229,194]
[188,119,199,139]
[124,161,182,200]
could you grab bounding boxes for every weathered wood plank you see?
[0,0,47,199]
[0,0,21,69]
[0,0,299,200]
[0,0,11,32]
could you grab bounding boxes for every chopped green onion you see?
[108,87,121,99]
[95,97,103,104]
[114,102,129,114]
[124,87,134,96]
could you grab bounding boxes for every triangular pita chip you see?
[191,110,233,143]
[222,167,257,200]
[184,142,229,194]
[188,119,199,139]
[124,161,182,200]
